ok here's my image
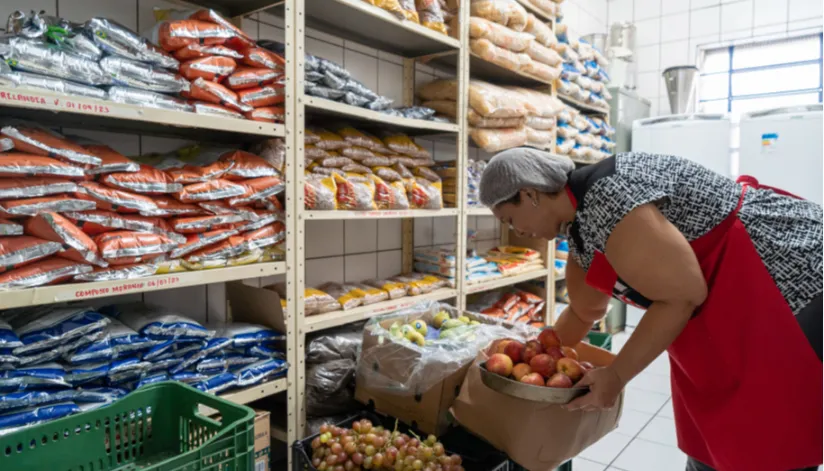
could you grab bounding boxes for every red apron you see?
[574,177,823,471]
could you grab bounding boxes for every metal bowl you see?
[479,362,589,404]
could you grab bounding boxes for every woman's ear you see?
[522,188,540,206]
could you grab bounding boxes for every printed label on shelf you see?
[55,275,182,301]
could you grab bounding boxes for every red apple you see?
[512,363,532,381]
[561,346,579,360]
[546,373,574,388]
[529,353,557,378]
[487,353,514,377]
[546,346,566,362]
[538,328,561,351]
[493,339,514,355]
[522,340,545,365]
[520,372,545,387]
[504,341,525,364]
[557,358,584,383]
[579,361,595,372]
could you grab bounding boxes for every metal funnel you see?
[662,66,699,114]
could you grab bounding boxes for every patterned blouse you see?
[565,152,823,315]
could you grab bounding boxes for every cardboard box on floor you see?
[451,342,623,471]
[254,409,271,471]
[355,309,508,436]
[226,281,287,332]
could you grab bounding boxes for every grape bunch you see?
[309,419,465,471]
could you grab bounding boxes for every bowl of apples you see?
[479,329,596,404]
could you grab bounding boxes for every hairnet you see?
[479,148,575,207]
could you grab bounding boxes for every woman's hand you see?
[564,366,625,412]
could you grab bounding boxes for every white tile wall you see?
[608,0,824,116]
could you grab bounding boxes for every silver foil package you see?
[1,37,112,86]
[192,103,245,120]
[73,264,159,282]
[107,87,193,113]
[63,211,186,244]
[100,56,190,94]
[171,229,238,259]
[85,18,178,70]
[0,180,79,199]
[0,263,93,290]
[0,198,96,217]
[0,71,108,100]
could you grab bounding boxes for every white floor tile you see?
[613,438,687,471]
[629,372,672,395]
[623,388,670,415]
[572,458,608,471]
[615,409,655,437]
[658,398,675,419]
[639,417,679,447]
[578,431,633,465]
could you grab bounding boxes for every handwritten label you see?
[1,90,112,115]
[57,276,182,301]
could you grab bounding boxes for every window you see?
[698,34,823,114]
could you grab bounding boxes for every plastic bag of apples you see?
[450,328,623,471]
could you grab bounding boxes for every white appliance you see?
[631,114,735,177]
[739,105,823,205]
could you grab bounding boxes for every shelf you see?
[0,86,284,141]
[220,377,288,405]
[465,268,549,295]
[271,416,289,443]
[304,208,460,220]
[305,288,458,332]
[0,262,286,309]
[557,93,610,115]
[305,97,459,135]
[466,207,493,216]
[426,53,555,88]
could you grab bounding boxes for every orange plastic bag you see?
[237,84,285,108]
[0,178,78,199]
[198,201,259,219]
[408,177,443,209]
[245,107,285,123]
[243,222,286,249]
[140,196,203,217]
[94,231,178,263]
[182,78,252,113]
[102,165,181,194]
[64,210,184,243]
[78,182,158,213]
[0,196,96,217]
[171,228,238,259]
[218,150,279,180]
[156,20,235,51]
[1,124,102,167]
[239,47,285,70]
[0,236,62,273]
[0,219,23,236]
[226,68,283,90]
[180,56,237,82]
[170,214,246,234]
[175,179,247,203]
[184,235,249,262]
[334,173,377,210]
[187,9,255,49]
[24,212,107,267]
[172,43,243,61]
[228,176,285,206]
[191,102,246,119]
[0,153,84,179]
[0,257,92,289]
[83,145,140,174]
[166,160,234,184]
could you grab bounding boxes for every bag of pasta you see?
[470,126,528,152]
[364,0,406,19]
[524,13,557,47]
[416,0,448,34]
[317,282,366,310]
[335,127,390,153]
[470,0,528,31]
[471,39,532,74]
[407,177,443,209]
[520,60,561,82]
[381,133,431,159]
[370,174,410,210]
[347,282,389,305]
[526,40,562,66]
[469,17,534,52]
[334,173,377,210]
[363,278,407,299]
[525,127,554,149]
[305,287,342,315]
[468,110,526,128]
[399,0,421,22]
[304,173,338,210]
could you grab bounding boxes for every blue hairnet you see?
[479,148,575,207]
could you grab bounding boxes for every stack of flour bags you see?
[0,303,287,435]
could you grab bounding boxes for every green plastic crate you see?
[586,331,612,351]
[0,382,255,471]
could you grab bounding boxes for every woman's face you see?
[492,189,566,240]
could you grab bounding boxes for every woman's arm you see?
[567,203,707,410]
[554,256,611,346]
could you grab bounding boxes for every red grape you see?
[352,452,364,465]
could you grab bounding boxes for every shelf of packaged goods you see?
[304,97,459,135]
[465,268,549,294]
[304,208,460,220]
[0,262,287,310]
[557,93,610,115]
[220,377,288,405]
[0,86,284,141]
[304,288,458,332]
[514,0,556,24]
[466,207,493,216]
[425,52,555,88]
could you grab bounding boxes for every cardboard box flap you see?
[226,281,287,333]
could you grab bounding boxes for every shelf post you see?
[456,0,471,311]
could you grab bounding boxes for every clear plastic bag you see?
[469,17,534,52]
[407,177,443,209]
[526,40,562,66]
[304,173,338,210]
[524,13,557,47]
[521,60,561,82]
[416,0,449,34]
[371,175,410,210]
[525,115,557,130]
[334,173,377,210]
[471,39,532,74]
[525,126,554,149]
[469,110,525,128]
[470,126,528,152]
[470,0,528,31]
[381,133,431,159]
[399,0,421,22]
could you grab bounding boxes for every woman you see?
[479,148,822,471]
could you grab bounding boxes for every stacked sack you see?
[555,105,616,163]
[360,0,450,35]
[469,0,562,83]
[418,79,563,152]
[513,0,560,19]
[472,289,546,328]
[150,8,286,123]
[0,303,288,435]
[555,27,611,113]
[0,124,286,290]
[303,126,443,211]
[485,245,544,276]
[413,247,501,285]
[429,159,487,207]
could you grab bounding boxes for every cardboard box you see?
[450,342,623,471]
[253,409,271,471]
[355,308,501,435]
[226,282,287,332]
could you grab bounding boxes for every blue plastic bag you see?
[0,363,70,392]
[64,318,153,364]
[104,303,214,340]
[66,362,110,386]
[212,323,285,347]
[0,402,79,434]
[193,372,237,394]
[233,358,288,387]
[11,307,109,356]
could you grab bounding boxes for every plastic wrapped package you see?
[305,83,345,100]
[218,151,279,180]
[340,146,378,162]
[1,37,111,86]
[179,56,236,82]
[101,165,181,194]
[373,166,403,182]
[334,173,377,210]
[364,0,406,19]
[371,175,410,210]
[100,56,189,94]
[471,39,532,74]
[108,87,193,112]
[360,155,393,167]
[169,228,236,259]
[521,0,556,16]
[407,177,443,209]
[0,178,77,200]
[524,14,556,47]
[94,231,177,265]
[249,139,286,174]
[170,214,245,234]
[520,60,561,82]
[557,122,579,138]
[342,163,371,174]
[1,124,101,167]
[77,182,157,213]
[342,79,379,101]
[419,79,530,119]
[152,20,235,51]
[381,133,431,159]
[469,17,534,52]
[182,78,251,113]
[85,18,177,69]
[243,222,285,249]
[470,126,528,152]
[312,129,350,151]
[239,47,285,70]
[470,110,525,128]
[366,96,395,111]
[191,103,245,119]
[162,160,234,184]
[414,166,441,182]
[0,196,96,217]
[317,282,367,310]
[305,359,359,417]
[246,106,284,123]
[73,264,158,282]
[416,0,449,34]
[0,258,92,290]
[173,43,243,61]
[24,213,106,267]
[0,154,84,179]
[228,176,286,206]
[335,127,389,153]
[525,115,557,130]
[237,84,285,108]
[0,237,62,273]
[525,126,554,149]
[526,40,562,66]
[0,70,107,99]
[0,220,23,236]
[304,174,337,210]
[225,67,283,90]
[342,92,371,107]
[81,145,140,175]
[470,0,529,30]
[175,179,247,203]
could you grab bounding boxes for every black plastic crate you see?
[292,410,510,471]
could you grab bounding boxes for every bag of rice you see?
[102,165,181,194]
[78,182,158,213]
[24,212,107,267]
[94,231,178,264]
[0,236,62,273]
[104,302,214,340]
[0,258,92,290]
